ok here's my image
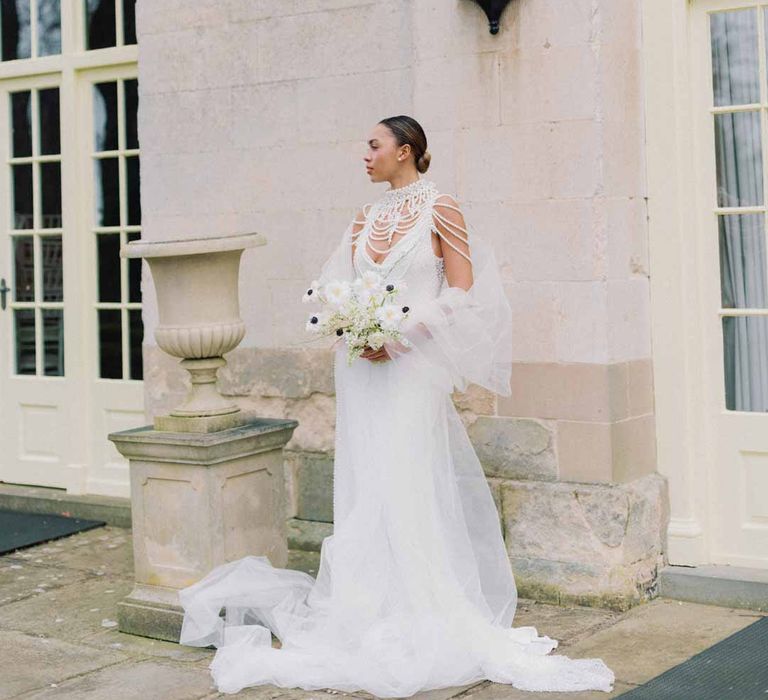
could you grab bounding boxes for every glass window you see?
[710,8,768,412]
[92,78,142,380]
[1,0,61,60]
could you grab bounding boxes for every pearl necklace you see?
[368,179,438,252]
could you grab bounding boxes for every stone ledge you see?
[0,483,131,528]
[659,564,768,612]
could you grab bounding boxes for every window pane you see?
[12,163,33,229]
[94,157,119,226]
[126,155,140,225]
[127,230,140,302]
[39,87,60,155]
[42,235,62,301]
[98,309,122,378]
[14,308,35,375]
[13,235,34,301]
[97,232,120,302]
[42,308,63,376]
[93,81,117,151]
[719,215,767,309]
[122,0,135,45]
[723,315,768,411]
[11,91,31,157]
[85,0,115,50]
[1,0,31,61]
[40,161,62,228]
[124,78,138,149]
[37,0,60,56]
[129,308,142,379]
[714,111,764,208]
[711,9,760,107]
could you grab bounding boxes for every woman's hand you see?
[360,344,390,363]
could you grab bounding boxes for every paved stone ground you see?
[0,526,765,699]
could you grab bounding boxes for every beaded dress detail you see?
[353,179,445,305]
[177,179,616,697]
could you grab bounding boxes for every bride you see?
[177,115,616,696]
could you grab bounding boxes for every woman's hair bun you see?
[416,149,431,174]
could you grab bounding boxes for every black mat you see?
[0,508,106,555]
[616,614,768,699]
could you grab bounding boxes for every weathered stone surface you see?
[0,574,131,643]
[290,452,335,523]
[564,598,766,687]
[0,560,89,606]
[0,629,125,699]
[219,347,335,399]
[286,517,333,552]
[468,416,557,480]
[286,549,321,577]
[20,657,216,699]
[501,473,669,610]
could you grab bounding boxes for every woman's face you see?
[363,123,409,182]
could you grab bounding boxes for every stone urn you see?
[122,232,266,432]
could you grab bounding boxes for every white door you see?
[692,1,768,568]
[0,0,144,497]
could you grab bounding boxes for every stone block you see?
[414,52,500,131]
[554,281,609,363]
[468,416,557,480]
[607,278,652,359]
[291,452,335,523]
[556,419,613,483]
[460,124,552,204]
[501,473,669,609]
[286,517,334,551]
[294,69,412,146]
[546,120,601,200]
[499,45,597,125]
[611,414,658,483]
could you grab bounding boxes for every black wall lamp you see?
[469,0,514,34]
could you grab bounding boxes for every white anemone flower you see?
[360,270,383,290]
[323,280,352,307]
[305,310,329,333]
[375,303,404,331]
[302,279,321,303]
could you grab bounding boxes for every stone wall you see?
[136,0,669,610]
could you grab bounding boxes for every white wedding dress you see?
[177,179,616,696]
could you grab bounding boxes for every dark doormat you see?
[615,614,768,699]
[0,508,106,555]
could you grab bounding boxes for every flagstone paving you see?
[0,526,764,699]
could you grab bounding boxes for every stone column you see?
[109,417,297,642]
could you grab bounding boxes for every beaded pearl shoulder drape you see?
[176,178,616,697]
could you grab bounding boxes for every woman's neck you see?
[387,173,420,191]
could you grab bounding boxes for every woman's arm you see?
[432,194,473,291]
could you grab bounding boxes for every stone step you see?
[659,564,768,612]
[287,517,332,551]
[0,482,131,528]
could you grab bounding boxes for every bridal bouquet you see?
[302,270,412,366]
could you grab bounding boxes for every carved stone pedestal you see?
[108,416,298,642]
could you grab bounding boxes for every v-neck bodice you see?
[353,179,446,306]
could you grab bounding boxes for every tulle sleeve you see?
[385,195,513,397]
[313,207,368,287]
